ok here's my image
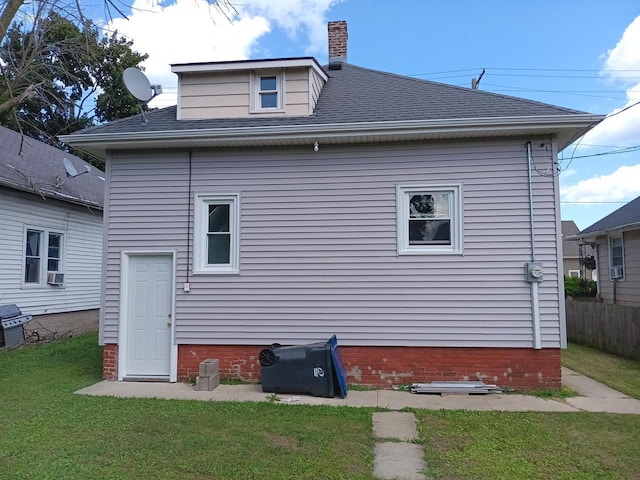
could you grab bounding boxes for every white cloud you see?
[561,164,640,203]
[603,15,640,83]
[583,15,640,147]
[105,0,340,107]
[242,0,342,56]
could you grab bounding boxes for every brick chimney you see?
[328,21,348,67]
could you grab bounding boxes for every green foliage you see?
[94,31,149,123]
[564,275,597,297]
[0,10,147,168]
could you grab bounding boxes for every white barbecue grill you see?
[0,304,33,348]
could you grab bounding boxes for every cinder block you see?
[196,373,220,391]
[199,359,219,378]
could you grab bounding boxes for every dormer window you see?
[251,71,284,112]
[259,76,278,108]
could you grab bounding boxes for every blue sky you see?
[102,0,640,230]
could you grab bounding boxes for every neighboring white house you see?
[62,22,604,389]
[0,126,104,316]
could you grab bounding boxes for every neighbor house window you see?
[609,235,624,279]
[251,71,283,112]
[397,184,462,254]
[24,228,64,284]
[194,194,240,274]
[568,270,581,278]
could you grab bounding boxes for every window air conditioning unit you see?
[47,272,64,285]
[610,266,624,280]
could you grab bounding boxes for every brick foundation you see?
[103,343,561,389]
[103,344,118,380]
[176,344,561,390]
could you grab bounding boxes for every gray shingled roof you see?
[0,126,104,209]
[579,195,640,236]
[73,62,588,136]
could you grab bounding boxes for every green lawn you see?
[3,335,640,479]
[562,343,640,400]
[416,410,640,480]
[0,335,374,479]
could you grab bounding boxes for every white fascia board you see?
[171,58,328,82]
[567,222,640,242]
[60,114,605,152]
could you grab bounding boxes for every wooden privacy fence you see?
[565,297,640,361]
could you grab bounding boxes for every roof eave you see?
[60,114,605,158]
[567,221,640,242]
[0,178,104,210]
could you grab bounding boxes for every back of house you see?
[62,21,603,389]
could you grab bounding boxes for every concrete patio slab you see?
[565,396,640,414]
[373,411,419,441]
[75,369,640,414]
[373,442,426,480]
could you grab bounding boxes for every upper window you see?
[194,194,240,274]
[251,71,283,112]
[397,184,462,255]
[24,228,64,285]
[609,235,624,279]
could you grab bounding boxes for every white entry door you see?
[125,254,173,378]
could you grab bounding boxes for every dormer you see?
[171,57,328,121]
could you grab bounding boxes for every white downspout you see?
[526,142,542,349]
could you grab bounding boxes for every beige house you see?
[569,196,640,306]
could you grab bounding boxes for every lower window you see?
[397,184,462,254]
[24,228,64,285]
[194,193,240,274]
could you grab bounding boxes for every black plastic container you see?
[260,337,344,398]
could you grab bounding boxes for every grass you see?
[0,334,374,479]
[3,335,640,479]
[562,343,640,400]
[416,410,640,480]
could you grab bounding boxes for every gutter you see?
[0,178,103,211]
[566,221,640,242]
[60,114,605,154]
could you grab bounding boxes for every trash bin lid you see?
[328,335,348,398]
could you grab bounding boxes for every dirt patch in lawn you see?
[24,309,99,343]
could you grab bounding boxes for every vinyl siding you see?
[104,139,562,347]
[309,68,325,112]
[177,68,314,119]
[283,68,310,116]
[0,188,103,315]
[178,71,250,120]
[596,229,640,305]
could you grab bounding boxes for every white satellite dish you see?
[123,67,153,102]
[122,67,163,124]
[63,157,78,177]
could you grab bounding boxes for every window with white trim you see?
[609,235,624,279]
[24,228,64,285]
[194,194,240,274]
[568,270,581,278]
[251,71,283,112]
[397,184,462,255]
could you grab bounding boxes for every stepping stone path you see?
[372,412,427,479]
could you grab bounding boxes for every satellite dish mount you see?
[123,67,162,124]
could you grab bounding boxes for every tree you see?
[0,7,147,168]
[94,32,149,123]
[0,0,234,115]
